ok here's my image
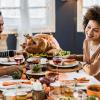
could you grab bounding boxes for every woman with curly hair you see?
[67,6,100,81]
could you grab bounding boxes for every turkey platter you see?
[21,34,61,56]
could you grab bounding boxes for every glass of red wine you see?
[14,54,24,67]
[53,56,62,80]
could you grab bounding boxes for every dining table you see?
[0,57,100,100]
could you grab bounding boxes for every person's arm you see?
[83,54,100,76]
[0,66,19,76]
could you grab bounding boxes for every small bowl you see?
[87,84,100,99]
[27,57,40,64]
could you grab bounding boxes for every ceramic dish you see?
[0,80,32,89]
[49,60,79,68]
[0,61,17,65]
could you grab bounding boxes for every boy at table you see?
[67,6,100,81]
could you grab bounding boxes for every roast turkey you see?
[21,34,61,56]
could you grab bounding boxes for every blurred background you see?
[0,0,100,54]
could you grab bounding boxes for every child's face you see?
[85,20,100,42]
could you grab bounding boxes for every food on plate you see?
[64,59,76,62]
[45,71,59,82]
[21,81,32,84]
[88,85,100,92]
[2,81,17,86]
[27,57,40,64]
[21,34,61,56]
[2,80,32,86]
[39,77,52,85]
[87,84,100,99]
[12,70,22,79]
[62,59,76,66]
[76,77,89,83]
[31,64,41,73]
[45,71,59,78]
[87,96,99,100]
[57,50,70,56]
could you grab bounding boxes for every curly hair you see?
[83,6,100,30]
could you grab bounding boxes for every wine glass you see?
[53,56,62,80]
[14,53,24,67]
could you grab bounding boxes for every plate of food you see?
[26,57,48,64]
[26,70,45,76]
[0,81,17,89]
[0,61,17,66]
[0,80,33,89]
[49,59,79,68]
[74,77,90,90]
[0,58,25,66]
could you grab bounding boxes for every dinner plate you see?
[0,58,25,66]
[0,80,33,89]
[49,60,79,68]
[0,61,17,65]
[27,57,48,64]
[0,81,17,89]
[26,70,45,76]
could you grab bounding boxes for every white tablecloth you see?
[0,69,99,84]
[65,69,100,84]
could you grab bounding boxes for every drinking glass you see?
[53,56,62,80]
[14,53,24,67]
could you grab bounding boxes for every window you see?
[0,0,55,34]
[77,0,100,32]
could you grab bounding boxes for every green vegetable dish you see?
[27,50,71,58]
[32,64,41,73]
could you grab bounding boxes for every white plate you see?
[49,60,79,68]
[0,81,17,89]
[0,80,33,89]
[0,61,17,65]
[26,70,45,76]
[0,58,25,65]
[27,57,48,64]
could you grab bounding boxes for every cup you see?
[3,91,16,100]
[32,90,45,100]
[16,92,27,100]
[53,56,62,65]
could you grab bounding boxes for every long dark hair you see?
[83,6,100,30]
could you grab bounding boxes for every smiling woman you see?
[67,6,100,81]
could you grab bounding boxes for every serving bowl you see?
[87,84,100,99]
